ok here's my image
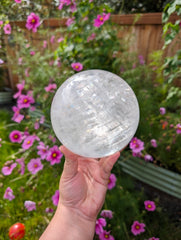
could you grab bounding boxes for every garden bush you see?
[0,0,181,239]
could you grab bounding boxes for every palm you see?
[59,146,120,221]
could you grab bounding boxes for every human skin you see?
[39,145,120,240]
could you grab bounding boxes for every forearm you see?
[39,204,96,240]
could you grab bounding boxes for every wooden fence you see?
[3,12,181,89]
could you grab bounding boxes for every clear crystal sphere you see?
[51,69,139,158]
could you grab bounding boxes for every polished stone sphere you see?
[51,69,139,158]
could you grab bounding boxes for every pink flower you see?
[30,51,35,56]
[3,187,15,201]
[144,154,153,162]
[50,35,55,44]
[131,220,145,236]
[26,12,41,32]
[159,107,166,115]
[44,83,57,92]
[37,142,49,160]
[138,55,145,65]
[57,37,64,43]
[15,0,21,3]
[0,20,3,27]
[66,17,75,27]
[0,59,4,64]
[3,23,11,34]
[151,139,157,148]
[27,158,43,174]
[129,137,144,153]
[2,162,17,176]
[45,207,54,213]
[176,123,181,134]
[43,40,47,48]
[71,62,83,71]
[22,135,39,150]
[87,33,96,42]
[93,13,110,28]
[52,190,59,206]
[108,173,117,190]
[9,130,22,143]
[24,200,36,211]
[17,94,35,109]
[13,80,25,99]
[99,230,114,240]
[70,3,77,12]
[100,210,113,219]
[46,145,63,165]
[18,57,23,65]
[95,218,106,234]
[148,237,159,240]
[25,68,30,77]
[16,158,25,175]
[144,200,156,211]
[12,106,24,123]
[0,138,2,147]
[58,0,71,10]
[49,135,56,143]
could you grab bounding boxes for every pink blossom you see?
[151,139,157,148]
[13,80,25,99]
[22,135,39,150]
[87,33,96,42]
[132,151,142,158]
[43,40,47,48]
[44,83,57,92]
[2,162,17,176]
[27,158,43,174]
[3,187,15,201]
[58,0,71,10]
[0,138,2,147]
[144,154,153,162]
[16,158,25,175]
[138,55,145,65]
[30,51,35,56]
[45,207,54,213]
[24,200,36,211]
[26,12,41,32]
[18,57,23,65]
[93,13,110,28]
[100,210,113,219]
[148,237,159,240]
[131,220,145,236]
[71,62,83,71]
[108,173,117,190]
[0,21,3,27]
[15,0,21,3]
[49,135,56,143]
[176,123,181,134]
[0,59,4,64]
[3,23,11,34]
[99,230,114,240]
[25,68,30,77]
[9,130,22,143]
[37,142,49,160]
[129,137,144,153]
[95,218,106,234]
[46,145,63,165]
[57,37,64,43]
[66,17,75,27]
[12,106,24,123]
[34,121,40,130]
[159,107,166,115]
[52,190,59,206]
[17,94,35,109]
[144,200,156,211]
[70,3,77,12]
[40,115,45,124]
[50,35,55,44]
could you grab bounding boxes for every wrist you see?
[56,204,96,239]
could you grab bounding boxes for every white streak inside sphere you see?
[51,69,139,158]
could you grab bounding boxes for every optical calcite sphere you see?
[51,69,139,158]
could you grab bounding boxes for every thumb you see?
[59,145,78,179]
